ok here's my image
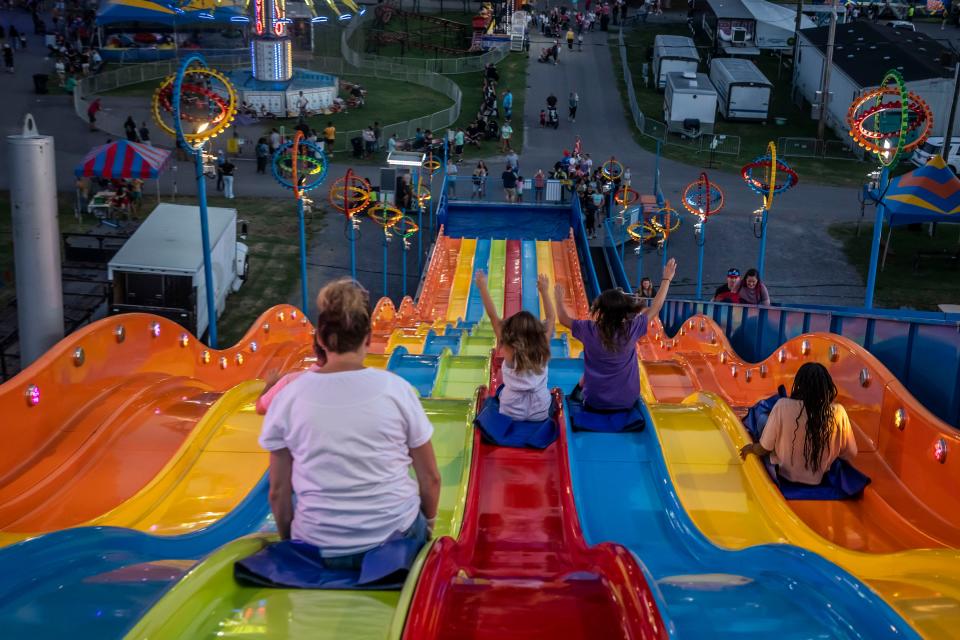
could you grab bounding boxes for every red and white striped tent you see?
[75,140,171,179]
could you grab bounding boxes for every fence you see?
[76,53,462,153]
[616,27,741,158]
[341,12,509,75]
[777,136,864,161]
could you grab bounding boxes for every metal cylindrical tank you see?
[7,115,63,366]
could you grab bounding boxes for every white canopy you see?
[741,0,815,49]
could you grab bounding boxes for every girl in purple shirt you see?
[555,259,677,410]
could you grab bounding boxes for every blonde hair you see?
[315,278,371,353]
[501,311,550,374]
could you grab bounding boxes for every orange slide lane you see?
[639,316,960,553]
[370,234,461,354]
[0,305,314,538]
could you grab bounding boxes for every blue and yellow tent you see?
[881,155,960,224]
[96,0,245,26]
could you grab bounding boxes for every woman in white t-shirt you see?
[740,363,858,485]
[260,279,441,568]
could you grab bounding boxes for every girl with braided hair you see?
[740,363,858,485]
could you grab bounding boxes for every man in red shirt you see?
[713,268,742,303]
[87,98,101,131]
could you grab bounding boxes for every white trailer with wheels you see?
[653,35,700,90]
[107,203,249,341]
[709,57,772,121]
[664,72,718,135]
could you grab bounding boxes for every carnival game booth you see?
[96,0,247,62]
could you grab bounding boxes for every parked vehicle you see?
[709,57,772,121]
[653,34,700,90]
[663,71,718,136]
[107,203,249,340]
[910,137,960,173]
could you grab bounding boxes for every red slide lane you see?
[503,240,522,319]
[402,384,669,640]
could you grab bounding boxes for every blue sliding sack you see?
[475,394,558,449]
[234,537,423,590]
[566,396,646,433]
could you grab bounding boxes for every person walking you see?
[3,44,14,74]
[87,97,101,131]
[9,25,19,50]
[138,121,151,145]
[534,169,546,203]
[502,88,513,121]
[568,91,579,123]
[323,121,336,157]
[446,161,459,197]
[500,118,513,153]
[215,149,226,191]
[269,128,282,152]
[222,158,236,199]
[256,137,269,174]
[566,27,575,50]
[124,116,139,142]
[502,164,518,203]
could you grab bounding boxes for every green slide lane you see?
[123,398,476,640]
[487,239,506,318]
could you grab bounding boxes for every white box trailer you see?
[653,35,700,90]
[664,72,718,135]
[709,57,772,121]
[108,203,249,340]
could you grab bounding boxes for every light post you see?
[741,141,798,280]
[152,54,237,347]
[682,173,724,300]
[271,130,328,313]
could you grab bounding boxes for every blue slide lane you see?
[387,346,441,397]
[464,238,492,323]
[562,361,920,640]
[0,475,273,640]
[520,240,539,316]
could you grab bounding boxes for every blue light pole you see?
[164,54,238,348]
[864,166,889,309]
[271,131,328,314]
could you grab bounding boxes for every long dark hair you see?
[591,289,644,352]
[790,362,838,472]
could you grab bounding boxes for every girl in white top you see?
[474,270,554,421]
[740,362,858,485]
[259,278,442,562]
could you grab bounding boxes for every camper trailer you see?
[653,35,700,90]
[664,71,718,136]
[709,57,772,121]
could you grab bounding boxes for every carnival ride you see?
[1,64,959,639]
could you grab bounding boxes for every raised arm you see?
[474,269,502,341]
[538,274,556,339]
[554,283,574,330]
[644,258,676,320]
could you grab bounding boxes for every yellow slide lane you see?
[642,379,960,639]
[446,238,477,323]
[0,381,269,546]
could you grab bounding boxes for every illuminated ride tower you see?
[251,0,293,82]
[230,0,341,117]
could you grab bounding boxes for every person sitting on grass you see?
[740,363,857,486]
[475,271,554,421]
[555,259,676,411]
[259,278,441,568]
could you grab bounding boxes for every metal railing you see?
[777,136,864,161]
[660,298,960,427]
[616,27,741,158]
[75,53,463,153]
[341,12,509,75]
[98,47,248,65]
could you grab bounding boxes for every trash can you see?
[350,136,363,159]
[32,73,49,95]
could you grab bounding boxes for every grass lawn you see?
[612,25,872,187]
[202,195,325,346]
[450,52,529,161]
[829,221,960,310]
[353,10,480,59]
